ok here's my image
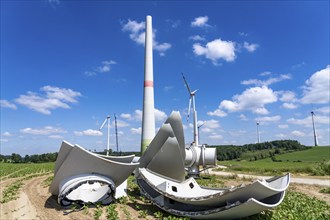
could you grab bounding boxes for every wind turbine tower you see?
[100,115,111,156]
[311,111,318,146]
[182,73,199,147]
[141,15,156,153]
[256,122,260,144]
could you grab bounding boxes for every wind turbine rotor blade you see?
[182,73,192,95]
[192,89,198,95]
[99,118,107,130]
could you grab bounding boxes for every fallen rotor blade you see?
[138,168,290,206]
[58,174,115,206]
[137,177,286,219]
[50,142,139,196]
[146,137,185,182]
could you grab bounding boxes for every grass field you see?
[218,147,330,175]
[0,162,329,219]
[0,162,54,179]
[276,146,330,162]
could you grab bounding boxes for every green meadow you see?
[218,146,330,175]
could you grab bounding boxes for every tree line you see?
[0,150,140,164]
[211,140,309,161]
[1,140,308,163]
[0,152,58,163]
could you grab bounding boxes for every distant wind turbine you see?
[311,111,318,146]
[182,73,199,146]
[100,115,111,156]
[256,122,260,144]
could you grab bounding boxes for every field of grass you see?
[218,147,330,175]
[275,146,329,162]
[0,162,54,179]
[1,162,329,219]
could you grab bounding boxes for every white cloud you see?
[120,113,132,119]
[42,86,80,103]
[228,130,247,137]
[130,127,141,135]
[209,134,223,140]
[219,86,277,115]
[163,86,173,92]
[98,60,116,73]
[287,115,329,127]
[122,20,145,44]
[15,86,81,115]
[122,19,171,56]
[74,129,102,136]
[260,71,271,76]
[128,109,143,121]
[120,108,166,122]
[199,119,220,133]
[292,61,306,69]
[291,130,305,137]
[48,0,60,8]
[20,126,67,135]
[0,138,9,142]
[48,135,63,139]
[2,132,12,137]
[154,43,172,56]
[239,114,248,121]
[241,74,291,86]
[155,108,167,122]
[84,71,96,76]
[316,106,330,114]
[193,39,236,64]
[191,16,210,27]
[207,109,227,117]
[189,35,205,41]
[0,100,17,110]
[276,133,286,138]
[85,60,116,76]
[166,19,181,28]
[278,91,297,102]
[243,42,259,52]
[278,124,288,129]
[301,65,330,104]
[255,115,281,123]
[238,32,249,37]
[112,119,129,128]
[282,102,298,109]
[278,91,298,109]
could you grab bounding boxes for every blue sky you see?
[1,0,329,155]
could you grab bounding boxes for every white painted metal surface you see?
[138,168,290,206]
[98,154,135,163]
[50,141,139,205]
[58,174,115,206]
[138,112,185,181]
[135,111,290,219]
[139,111,219,180]
[141,15,156,153]
[99,115,111,156]
[137,175,286,219]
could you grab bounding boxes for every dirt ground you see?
[0,174,329,220]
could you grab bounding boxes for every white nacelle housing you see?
[185,145,217,176]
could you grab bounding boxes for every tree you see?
[11,153,22,163]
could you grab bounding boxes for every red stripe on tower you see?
[144,80,154,87]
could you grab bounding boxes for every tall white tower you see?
[141,15,156,153]
[256,122,260,144]
[311,111,318,146]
